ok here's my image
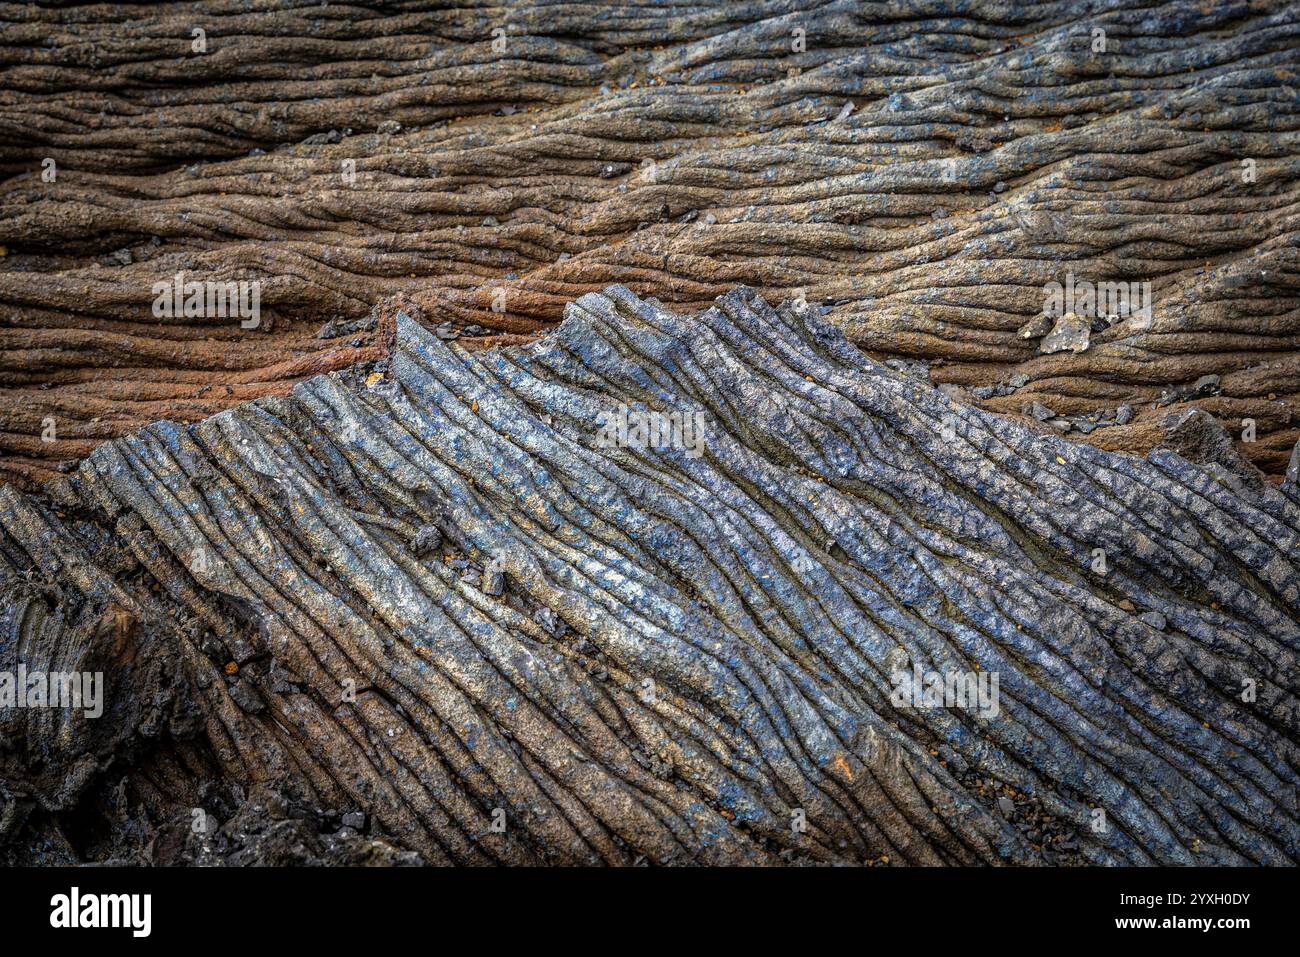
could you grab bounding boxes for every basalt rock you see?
[1,0,1297,487]
[1037,312,1091,355]
[1,286,1296,866]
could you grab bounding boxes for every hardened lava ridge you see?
[0,285,1297,865]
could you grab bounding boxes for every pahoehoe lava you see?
[1,285,1297,865]
[1,0,1297,487]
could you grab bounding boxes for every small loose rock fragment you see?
[303,129,342,145]
[1039,312,1090,354]
[228,676,266,714]
[536,606,565,638]
[1018,313,1054,339]
[884,358,932,384]
[342,811,366,830]
[317,314,378,340]
[409,524,442,557]
[1195,374,1221,396]
[1158,407,1266,494]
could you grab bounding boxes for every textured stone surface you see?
[1,0,1297,485]
[1,286,1296,865]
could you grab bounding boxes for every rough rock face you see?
[1,286,1297,865]
[1,0,1297,486]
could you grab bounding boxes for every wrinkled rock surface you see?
[1,0,1297,485]
[2,286,1297,866]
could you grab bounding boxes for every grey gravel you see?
[1139,611,1167,631]
[318,314,379,340]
